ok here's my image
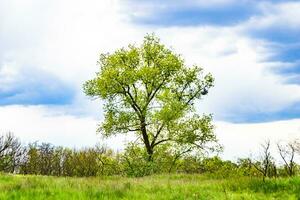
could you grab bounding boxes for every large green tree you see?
[84,34,217,161]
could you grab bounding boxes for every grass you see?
[0,173,299,199]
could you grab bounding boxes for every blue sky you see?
[122,0,300,123]
[0,67,74,105]
[0,0,299,158]
[1,0,299,123]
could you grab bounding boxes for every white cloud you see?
[2,0,300,118]
[155,26,300,120]
[245,1,300,30]
[0,0,147,87]
[0,105,128,150]
[0,0,149,108]
[216,119,300,161]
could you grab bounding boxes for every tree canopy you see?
[84,34,217,160]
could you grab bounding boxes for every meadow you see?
[0,173,299,200]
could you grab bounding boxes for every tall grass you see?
[0,173,299,199]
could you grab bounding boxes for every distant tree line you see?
[0,133,299,178]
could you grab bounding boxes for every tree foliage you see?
[83,34,216,160]
[0,133,24,173]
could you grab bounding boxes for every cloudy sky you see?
[1,0,300,160]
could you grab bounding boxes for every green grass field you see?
[0,173,299,200]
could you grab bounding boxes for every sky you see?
[0,0,300,161]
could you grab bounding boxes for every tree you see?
[277,141,297,177]
[0,133,15,171]
[21,142,39,174]
[250,140,276,181]
[0,133,24,173]
[84,34,217,161]
[38,143,55,175]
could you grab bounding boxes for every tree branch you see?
[152,138,171,148]
[151,123,165,148]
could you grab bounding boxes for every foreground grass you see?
[0,173,299,200]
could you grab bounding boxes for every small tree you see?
[38,143,55,175]
[84,34,217,162]
[22,142,39,175]
[237,158,257,176]
[277,141,297,177]
[251,140,275,181]
[0,133,24,173]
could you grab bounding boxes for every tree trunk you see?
[140,118,153,161]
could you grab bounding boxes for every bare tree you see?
[251,140,274,181]
[0,133,13,157]
[0,133,24,173]
[277,141,297,176]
